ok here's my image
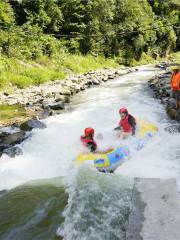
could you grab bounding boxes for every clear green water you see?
[0,170,133,240]
[0,183,68,240]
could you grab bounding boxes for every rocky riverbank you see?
[0,68,134,118]
[0,67,136,158]
[148,66,180,123]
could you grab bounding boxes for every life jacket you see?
[171,72,180,91]
[119,115,132,133]
[80,136,97,151]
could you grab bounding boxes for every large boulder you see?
[49,101,65,110]
[92,78,100,85]
[60,88,71,96]
[3,146,23,158]
[108,74,115,80]
[102,76,108,82]
[42,101,65,110]
[167,98,176,109]
[0,131,26,145]
[161,97,169,104]
[176,111,180,121]
[54,94,70,103]
[166,108,176,119]
[166,108,180,121]
[165,125,180,134]
[20,119,46,131]
[37,110,53,120]
[0,143,10,152]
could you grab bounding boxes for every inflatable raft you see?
[75,121,158,173]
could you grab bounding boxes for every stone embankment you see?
[127,178,180,240]
[0,67,135,158]
[148,65,180,124]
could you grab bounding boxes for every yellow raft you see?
[75,120,158,173]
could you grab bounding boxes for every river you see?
[0,65,179,240]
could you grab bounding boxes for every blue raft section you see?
[75,121,158,173]
[94,147,129,172]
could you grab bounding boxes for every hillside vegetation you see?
[0,0,180,90]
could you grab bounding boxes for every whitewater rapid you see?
[0,65,180,191]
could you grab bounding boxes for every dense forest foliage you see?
[0,0,180,64]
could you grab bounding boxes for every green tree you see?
[80,0,115,56]
[113,0,156,62]
[0,0,14,27]
[148,0,180,52]
[57,0,86,53]
[0,1,15,56]
[1,0,180,62]
[10,0,63,33]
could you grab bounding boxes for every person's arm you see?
[95,148,114,154]
[170,73,174,88]
[87,142,97,152]
[114,126,121,131]
[128,116,136,136]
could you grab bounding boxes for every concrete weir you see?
[126,178,180,240]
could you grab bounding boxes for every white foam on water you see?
[57,167,133,240]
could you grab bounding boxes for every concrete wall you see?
[126,178,180,240]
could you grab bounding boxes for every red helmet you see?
[84,127,94,137]
[119,108,128,114]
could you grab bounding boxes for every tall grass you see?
[0,104,32,126]
[129,53,157,66]
[0,54,118,92]
[1,52,179,92]
[62,54,118,73]
[169,52,180,63]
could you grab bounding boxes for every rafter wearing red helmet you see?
[80,127,97,152]
[114,107,136,139]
